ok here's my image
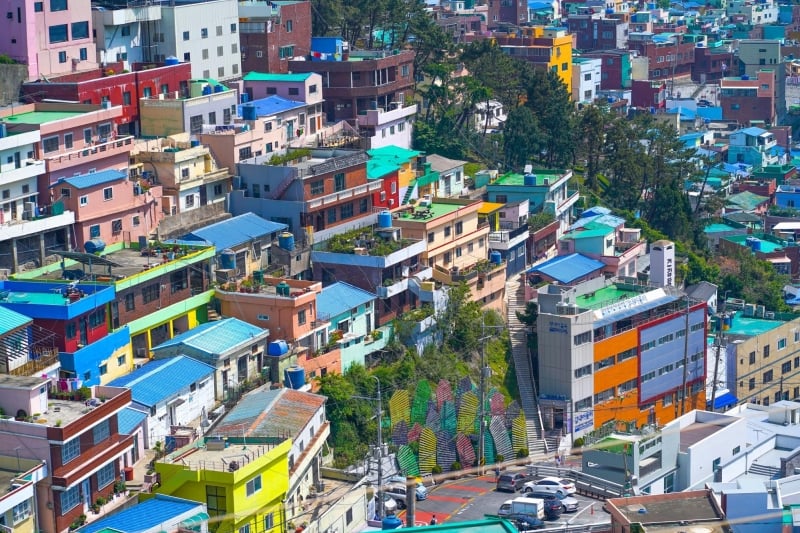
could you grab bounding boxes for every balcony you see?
[432,259,505,285]
[0,210,74,241]
[99,4,161,25]
[0,159,46,184]
[45,136,134,174]
[376,265,432,298]
[488,223,529,251]
[306,182,382,210]
[357,103,418,128]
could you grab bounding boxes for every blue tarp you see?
[710,392,738,410]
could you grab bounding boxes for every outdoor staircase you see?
[207,303,221,322]
[506,276,548,461]
[401,181,418,205]
[271,177,295,200]
[748,462,780,478]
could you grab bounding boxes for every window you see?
[71,21,89,39]
[455,221,463,235]
[183,52,191,61]
[595,356,615,371]
[218,66,225,77]
[231,23,237,33]
[232,43,238,54]
[111,219,122,234]
[311,181,324,195]
[595,388,614,403]
[360,198,368,213]
[66,322,76,339]
[334,172,345,192]
[240,525,251,533]
[428,232,434,243]
[190,115,203,135]
[246,475,262,496]
[573,331,592,346]
[309,84,318,94]
[103,187,113,201]
[185,194,195,208]
[575,397,592,410]
[783,361,792,374]
[50,0,67,11]
[35,2,43,12]
[60,486,80,514]
[288,87,299,96]
[43,136,59,153]
[142,283,160,304]
[327,207,336,223]
[263,513,274,530]
[443,251,451,263]
[202,49,209,60]
[90,419,111,445]
[279,45,294,59]
[208,111,216,125]
[214,184,223,196]
[206,486,226,519]
[79,195,88,206]
[749,377,756,390]
[749,351,756,364]
[216,25,223,36]
[298,309,307,325]
[764,345,770,358]
[341,203,354,219]
[12,500,31,524]
[574,364,592,378]
[764,370,773,383]
[217,45,224,57]
[223,107,231,124]
[779,338,787,350]
[61,438,80,464]
[90,224,100,238]
[125,293,135,311]
[63,132,74,150]
[444,226,452,238]
[201,27,208,38]
[117,354,125,366]
[170,269,187,293]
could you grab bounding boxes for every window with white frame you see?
[60,486,80,514]
[97,462,115,488]
[103,187,113,201]
[93,419,110,444]
[12,500,31,524]
[245,475,262,496]
[80,195,88,206]
[61,438,80,464]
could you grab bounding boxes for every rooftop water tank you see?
[220,249,236,270]
[278,232,295,251]
[382,514,402,530]
[214,85,225,93]
[165,56,180,66]
[284,365,305,389]
[202,84,213,96]
[242,104,257,121]
[84,238,106,254]
[490,250,502,265]
[523,173,537,186]
[267,340,289,356]
[377,211,393,229]
[241,92,250,104]
[276,281,291,297]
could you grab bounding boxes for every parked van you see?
[510,497,546,520]
[387,476,429,500]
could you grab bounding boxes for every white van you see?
[510,496,546,520]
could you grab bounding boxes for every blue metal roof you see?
[51,169,127,190]
[527,253,605,284]
[107,356,214,407]
[151,317,267,355]
[570,213,625,231]
[238,95,306,118]
[180,213,287,253]
[710,391,738,410]
[0,306,32,335]
[580,206,611,218]
[317,282,375,319]
[117,407,147,435]
[77,494,205,533]
[739,126,768,137]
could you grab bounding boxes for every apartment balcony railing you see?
[45,136,134,173]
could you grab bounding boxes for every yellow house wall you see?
[99,342,134,385]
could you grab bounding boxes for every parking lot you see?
[395,469,612,529]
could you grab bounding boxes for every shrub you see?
[495,454,505,463]
[432,464,442,474]
[573,437,585,448]
[516,448,529,459]
[451,461,462,471]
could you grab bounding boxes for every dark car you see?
[523,492,564,519]
[497,472,529,492]
[507,513,545,531]
[697,99,713,107]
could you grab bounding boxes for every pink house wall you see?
[243,73,324,105]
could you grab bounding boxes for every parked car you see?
[383,482,427,508]
[507,512,545,531]
[386,476,429,500]
[522,491,569,517]
[497,471,529,492]
[556,493,580,513]
[498,500,513,517]
[697,99,713,107]
[523,476,576,496]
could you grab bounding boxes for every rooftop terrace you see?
[395,201,472,223]
[492,169,568,187]
[314,225,418,256]
[725,310,782,336]
[575,285,641,310]
[162,438,287,472]
[1,110,86,125]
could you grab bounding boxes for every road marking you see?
[427,495,470,503]
[442,484,490,493]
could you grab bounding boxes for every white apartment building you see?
[92,2,163,69]
[573,57,602,106]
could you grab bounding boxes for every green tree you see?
[577,105,607,192]
[503,106,540,171]
[524,69,575,167]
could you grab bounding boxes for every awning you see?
[711,392,738,410]
[478,202,505,215]
[180,511,210,528]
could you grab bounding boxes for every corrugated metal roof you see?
[237,95,306,118]
[562,221,615,240]
[243,72,313,82]
[151,317,267,355]
[427,153,466,173]
[0,306,32,335]
[181,213,287,253]
[317,282,375,319]
[367,145,421,162]
[211,387,325,440]
[367,158,399,179]
[107,356,215,407]
[527,253,605,284]
[117,407,147,435]
[51,169,127,190]
[77,495,205,533]
[727,191,769,211]
[739,126,769,137]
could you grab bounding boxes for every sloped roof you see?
[738,126,769,137]
[367,145,421,163]
[367,158,400,179]
[117,407,147,435]
[427,153,466,173]
[238,95,306,117]
[317,282,375,318]
[180,213,287,253]
[151,317,267,355]
[107,356,215,407]
[211,387,325,440]
[562,221,616,240]
[77,495,205,533]
[527,253,605,284]
[0,306,32,335]
[726,190,769,211]
[51,169,127,190]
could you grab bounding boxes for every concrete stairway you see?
[506,276,548,461]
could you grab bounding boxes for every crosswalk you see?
[505,276,548,461]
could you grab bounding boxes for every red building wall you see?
[371,171,399,209]
[35,310,108,353]
[240,2,312,74]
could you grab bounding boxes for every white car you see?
[523,476,576,496]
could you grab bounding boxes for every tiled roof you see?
[238,95,306,118]
[427,153,466,173]
[77,494,205,533]
[151,318,268,355]
[527,253,605,284]
[317,282,375,319]
[117,407,147,435]
[727,191,769,211]
[211,387,325,440]
[107,356,215,407]
[0,306,32,335]
[243,72,314,82]
[180,213,287,253]
[51,169,127,190]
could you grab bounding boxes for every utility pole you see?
[374,376,384,520]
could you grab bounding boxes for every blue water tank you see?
[377,211,393,228]
[190,139,200,147]
[220,249,236,270]
[202,84,213,95]
[285,365,305,389]
[382,515,403,530]
[0,123,6,138]
[490,250,502,265]
[723,315,732,330]
[267,340,289,356]
[278,232,295,251]
[165,56,180,66]
[214,85,225,93]
[752,239,762,252]
[241,92,250,104]
[242,104,257,121]
[523,173,537,186]
[84,238,106,254]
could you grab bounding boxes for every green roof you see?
[704,223,739,234]
[575,285,639,310]
[726,190,769,211]
[493,169,567,186]
[723,233,786,253]
[368,145,421,163]
[563,221,615,240]
[2,110,86,125]
[0,307,32,335]
[367,159,399,179]
[400,518,518,532]
[243,72,313,82]
[725,310,782,336]
[396,201,466,222]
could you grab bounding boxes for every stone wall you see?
[0,64,29,104]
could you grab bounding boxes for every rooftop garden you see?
[322,226,415,256]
